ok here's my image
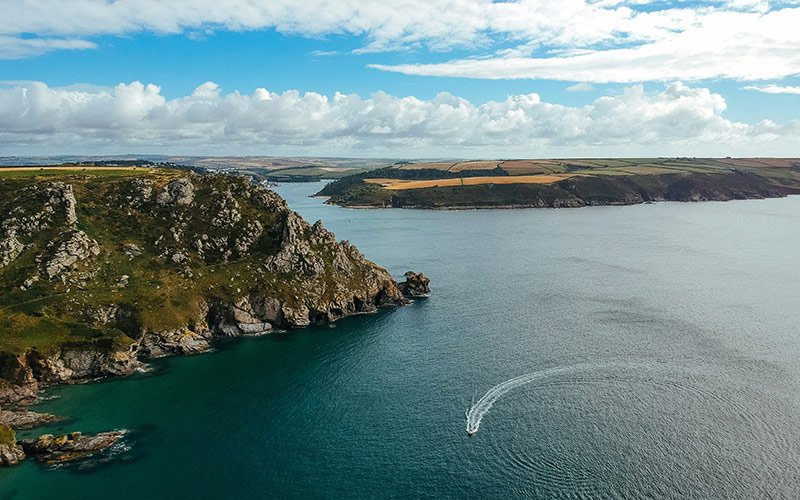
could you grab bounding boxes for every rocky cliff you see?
[0,170,426,406]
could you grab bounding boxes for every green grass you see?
[0,423,15,446]
[0,168,156,179]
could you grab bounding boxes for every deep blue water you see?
[3,183,800,499]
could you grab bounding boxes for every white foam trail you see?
[466,362,654,435]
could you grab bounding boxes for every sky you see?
[1,0,799,158]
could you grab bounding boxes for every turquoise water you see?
[3,183,800,499]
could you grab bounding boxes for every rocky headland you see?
[0,168,428,466]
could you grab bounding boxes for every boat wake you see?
[465,362,662,435]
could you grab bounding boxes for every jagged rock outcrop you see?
[156,177,194,206]
[0,231,23,269]
[139,329,211,358]
[20,430,124,464]
[0,409,59,430]
[0,181,80,271]
[398,272,431,297]
[40,229,100,279]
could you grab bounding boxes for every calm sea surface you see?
[3,182,800,499]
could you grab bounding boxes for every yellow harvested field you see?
[397,162,456,171]
[364,174,574,190]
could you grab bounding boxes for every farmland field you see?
[364,174,575,190]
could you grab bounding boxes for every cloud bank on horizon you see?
[1,0,799,155]
[2,80,797,156]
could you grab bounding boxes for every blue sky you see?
[1,0,799,157]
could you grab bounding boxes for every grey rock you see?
[237,322,273,335]
[0,410,59,430]
[156,177,194,206]
[122,243,141,258]
[40,230,100,279]
[0,231,23,268]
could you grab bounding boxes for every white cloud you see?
[744,84,800,94]
[567,82,593,92]
[370,8,800,83]
[0,80,797,156]
[0,1,798,87]
[0,35,95,59]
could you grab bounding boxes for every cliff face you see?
[0,171,417,404]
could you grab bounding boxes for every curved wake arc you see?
[465,362,662,436]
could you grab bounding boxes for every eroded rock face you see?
[156,177,194,206]
[20,430,124,464]
[0,353,40,405]
[48,182,78,226]
[28,345,143,384]
[40,230,100,279]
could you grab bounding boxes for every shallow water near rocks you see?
[3,182,800,499]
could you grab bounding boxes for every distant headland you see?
[315,158,800,209]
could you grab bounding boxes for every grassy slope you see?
[0,169,305,358]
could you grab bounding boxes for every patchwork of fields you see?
[360,158,800,190]
[365,174,575,190]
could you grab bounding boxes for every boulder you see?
[156,177,194,206]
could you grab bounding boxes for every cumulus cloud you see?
[744,84,800,94]
[1,80,797,156]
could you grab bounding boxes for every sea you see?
[3,182,800,499]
